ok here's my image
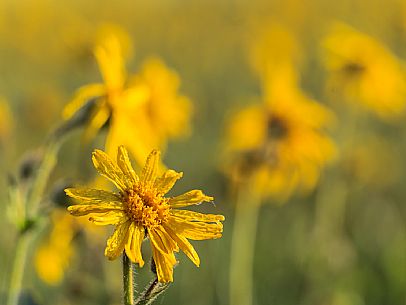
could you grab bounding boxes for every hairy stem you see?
[229,187,261,305]
[123,253,136,305]
[135,278,170,305]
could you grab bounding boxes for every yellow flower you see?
[34,210,75,285]
[63,26,192,165]
[105,57,192,165]
[65,146,224,283]
[225,66,336,201]
[322,22,406,120]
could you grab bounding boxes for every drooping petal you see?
[89,210,129,226]
[148,228,178,255]
[65,187,121,204]
[63,84,106,120]
[154,170,183,195]
[92,149,127,191]
[82,102,111,141]
[171,210,225,223]
[166,216,224,241]
[68,203,124,216]
[117,145,138,185]
[105,221,131,260]
[163,225,200,267]
[168,190,213,208]
[141,150,160,184]
[151,244,177,283]
[124,223,145,267]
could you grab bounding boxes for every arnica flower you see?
[225,65,336,201]
[34,210,75,285]
[322,22,406,120]
[63,26,191,165]
[65,146,224,283]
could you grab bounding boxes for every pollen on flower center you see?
[124,185,170,228]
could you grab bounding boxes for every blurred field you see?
[1,0,406,305]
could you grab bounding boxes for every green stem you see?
[123,253,136,305]
[6,125,70,305]
[6,233,31,305]
[26,141,60,215]
[135,278,170,305]
[229,187,261,305]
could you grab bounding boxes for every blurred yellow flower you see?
[65,146,224,283]
[225,66,336,201]
[105,57,192,166]
[34,210,75,285]
[64,26,191,165]
[322,22,406,120]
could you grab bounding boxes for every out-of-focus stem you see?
[123,253,136,305]
[229,187,261,305]
[6,126,69,305]
[6,232,31,305]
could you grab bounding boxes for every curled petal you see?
[65,188,121,203]
[152,245,177,283]
[154,170,183,195]
[105,221,131,260]
[149,228,178,255]
[167,217,223,241]
[164,225,200,267]
[168,190,213,208]
[171,210,225,223]
[125,223,145,267]
[92,149,127,191]
[68,203,124,216]
[141,150,160,184]
[89,210,128,226]
[117,145,139,184]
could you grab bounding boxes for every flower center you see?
[124,184,170,228]
[267,114,289,140]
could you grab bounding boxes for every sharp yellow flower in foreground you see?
[323,22,406,120]
[65,146,224,282]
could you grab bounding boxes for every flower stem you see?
[123,253,136,305]
[135,278,170,305]
[6,232,31,305]
[229,187,261,305]
[6,122,71,305]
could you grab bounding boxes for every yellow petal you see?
[167,217,223,241]
[168,190,213,208]
[117,146,138,184]
[94,34,126,91]
[63,84,106,120]
[148,228,177,255]
[92,149,127,191]
[164,225,200,267]
[154,170,183,195]
[65,187,121,203]
[124,223,145,267]
[141,150,160,184]
[89,210,128,226]
[82,102,110,142]
[105,221,131,260]
[151,245,176,283]
[67,203,124,216]
[171,210,225,223]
